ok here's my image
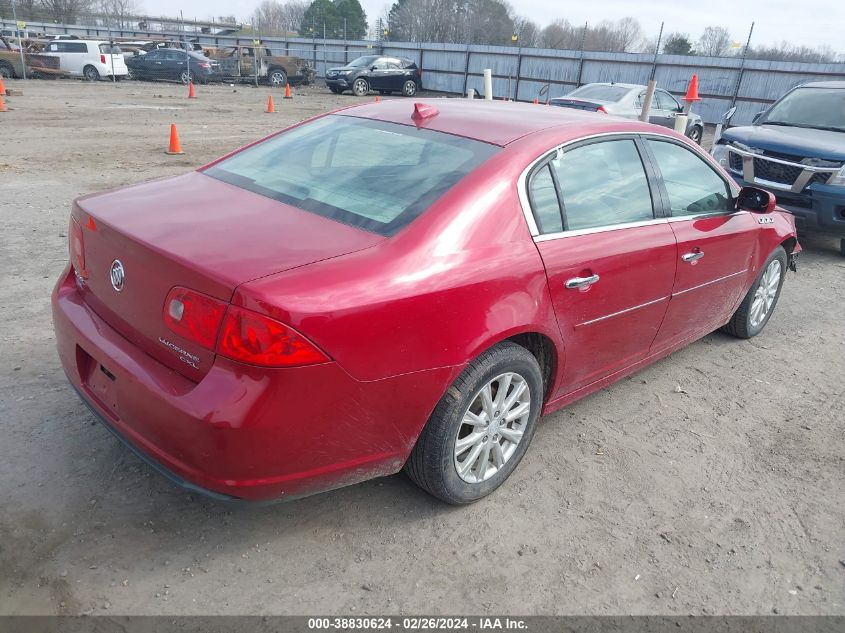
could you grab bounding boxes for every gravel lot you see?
[1,79,843,616]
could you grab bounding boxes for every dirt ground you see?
[1,79,843,617]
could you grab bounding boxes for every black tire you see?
[352,77,369,97]
[402,79,418,97]
[405,341,543,504]
[840,239,845,257]
[0,62,15,79]
[268,68,288,88]
[179,69,195,85]
[723,246,788,339]
[328,85,343,94]
[83,65,100,81]
[687,125,703,145]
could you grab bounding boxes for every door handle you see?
[565,274,600,289]
[681,251,704,263]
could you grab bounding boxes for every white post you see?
[483,68,492,100]
[674,114,688,134]
[466,88,475,99]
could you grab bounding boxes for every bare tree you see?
[697,26,731,57]
[539,18,580,49]
[253,0,307,36]
[615,17,644,52]
[99,0,141,29]
[38,0,95,24]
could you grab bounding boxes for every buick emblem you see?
[110,260,125,292]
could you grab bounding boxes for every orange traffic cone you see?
[375,95,381,103]
[165,123,184,155]
[684,74,701,102]
[0,75,6,96]
[533,98,539,104]
[266,95,275,113]
[188,81,196,99]
[284,84,292,99]
[0,93,7,113]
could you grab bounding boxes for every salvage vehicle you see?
[52,100,799,504]
[0,34,64,78]
[204,44,314,87]
[550,83,705,144]
[325,55,422,97]
[41,39,128,81]
[711,81,845,255]
[126,49,220,84]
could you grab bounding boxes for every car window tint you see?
[550,140,654,230]
[528,165,563,234]
[205,115,499,236]
[568,85,630,101]
[647,140,733,216]
[372,59,390,70]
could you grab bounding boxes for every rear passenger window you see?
[550,139,654,231]
[527,165,563,234]
[647,140,733,216]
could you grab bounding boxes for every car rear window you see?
[567,85,630,102]
[99,43,122,54]
[205,115,499,236]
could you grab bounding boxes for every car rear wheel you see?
[352,78,369,97]
[268,69,288,87]
[723,246,787,338]
[402,79,418,97]
[83,65,100,81]
[0,62,14,79]
[405,342,542,504]
[687,125,703,144]
[180,70,195,85]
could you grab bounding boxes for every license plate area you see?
[77,345,119,420]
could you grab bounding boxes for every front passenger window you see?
[647,140,733,216]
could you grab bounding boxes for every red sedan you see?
[52,99,800,504]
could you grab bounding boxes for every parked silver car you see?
[550,83,704,144]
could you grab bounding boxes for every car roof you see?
[799,81,845,89]
[338,98,663,146]
[572,82,644,90]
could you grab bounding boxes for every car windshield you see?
[762,87,845,132]
[348,56,379,68]
[567,85,630,102]
[204,115,499,236]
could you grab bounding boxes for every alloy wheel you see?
[353,78,368,96]
[269,70,287,87]
[749,259,782,327]
[453,372,531,484]
[403,80,417,97]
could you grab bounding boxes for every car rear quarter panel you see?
[234,147,565,388]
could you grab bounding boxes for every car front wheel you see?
[352,78,369,96]
[723,246,787,338]
[268,69,288,87]
[402,79,418,97]
[687,125,703,144]
[405,342,542,504]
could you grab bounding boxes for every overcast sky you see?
[144,0,842,52]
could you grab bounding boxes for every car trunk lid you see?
[73,171,383,381]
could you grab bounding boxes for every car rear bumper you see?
[52,265,452,501]
[730,176,845,237]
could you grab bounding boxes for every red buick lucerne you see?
[52,99,800,504]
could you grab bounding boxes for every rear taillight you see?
[198,62,210,68]
[597,106,608,114]
[100,54,106,64]
[217,305,329,368]
[163,287,227,350]
[69,216,87,279]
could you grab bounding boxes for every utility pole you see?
[11,0,26,80]
[731,22,754,107]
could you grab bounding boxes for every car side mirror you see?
[736,186,776,213]
[370,65,377,71]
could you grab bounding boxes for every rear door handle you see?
[565,274,600,289]
[681,251,704,263]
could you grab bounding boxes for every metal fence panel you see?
[3,17,844,124]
